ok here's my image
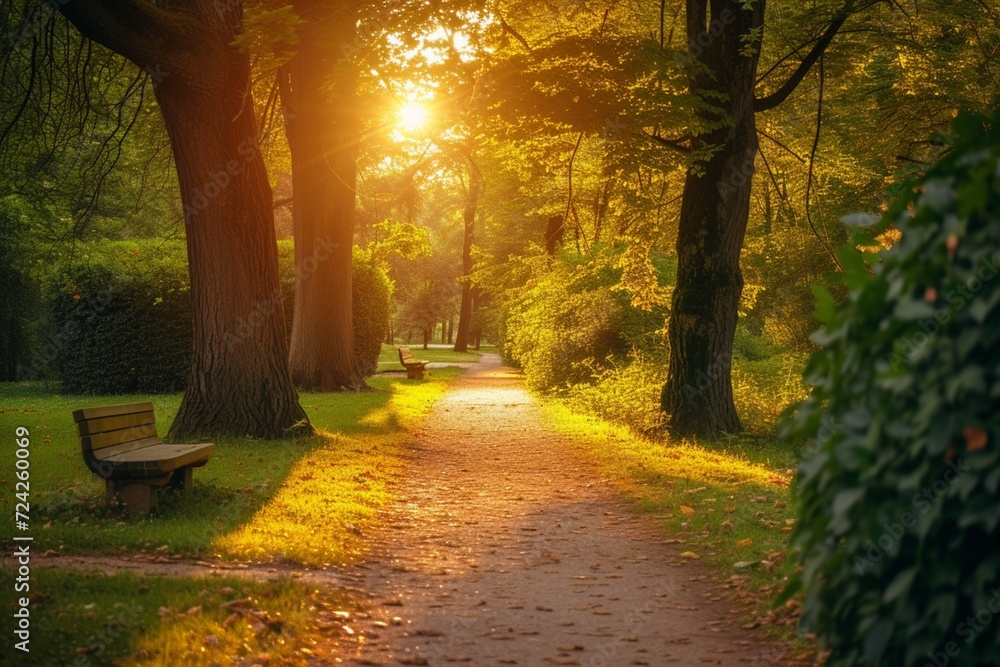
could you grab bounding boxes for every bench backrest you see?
[72,402,161,473]
[399,346,414,363]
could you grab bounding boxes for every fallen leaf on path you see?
[680,505,696,516]
[678,551,700,559]
[735,539,753,548]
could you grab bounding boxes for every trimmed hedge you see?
[50,240,391,394]
[50,244,191,394]
[784,108,1000,666]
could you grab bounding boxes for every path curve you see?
[333,354,785,666]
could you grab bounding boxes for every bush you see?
[352,254,392,376]
[784,108,1000,666]
[566,352,666,434]
[503,259,628,390]
[49,240,392,393]
[50,242,191,394]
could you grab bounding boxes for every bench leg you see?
[168,466,193,493]
[407,368,424,380]
[110,481,157,515]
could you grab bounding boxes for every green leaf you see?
[883,567,917,603]
[811,284,836,323]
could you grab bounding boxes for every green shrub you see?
[566,352,666,434]
[483,247,667,392]
[48,240,391,393]
[352,254,392,377]
[731,353,806,437]
[50,242,191,394]
[784,108,1000,666]
[504,260,628,390]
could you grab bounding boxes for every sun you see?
[397,101,429,132]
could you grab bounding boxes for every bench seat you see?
[72,401,214,514]
[398,346,430,379]
[99,442,215,478]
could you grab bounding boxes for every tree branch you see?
[56,0,198,70]
[646,131,692,153]
[753,12,847,112]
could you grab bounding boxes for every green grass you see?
[540,399,804,641]
[0,568,356,667]
[0,370,461,565]
[377,343,482,365]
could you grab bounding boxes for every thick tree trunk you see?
[282,1,366,391]
[58,0,311,439]
[454,160,480,353]
[660,0,766,438]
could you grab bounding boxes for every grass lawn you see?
[0,568,358,667]
[377,343,483,365]
[541,399,805,644]
[0,369,461,566]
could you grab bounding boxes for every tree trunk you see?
[281,1,366,391]
[446,319,453,344]
[471,287,483,350]
[58,0,311,439]
[660,0,765,438]
[454,159,480,353]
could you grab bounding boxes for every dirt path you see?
[332,354,785,666]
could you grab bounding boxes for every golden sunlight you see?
[397,100,429,132]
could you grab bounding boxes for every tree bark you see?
[471,287,483,350]
[281,0,366,391]
[453,159,480,353]
[58,0,311,439]
[660,0,766,438]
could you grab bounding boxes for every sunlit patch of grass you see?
[1,568,353,667]
[540,399,803,641]
[0,370,460,563]
[213,370,459,566]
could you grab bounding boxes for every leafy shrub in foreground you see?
[784,108,1000,666]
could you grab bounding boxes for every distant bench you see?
[72,402,214,514]
[397,346,429,380]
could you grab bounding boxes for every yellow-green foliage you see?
[731,353,809,437]
[565,351,666,434]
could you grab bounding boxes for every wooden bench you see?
[398,346,430,379]
[72,402,214,514]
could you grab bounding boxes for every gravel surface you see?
[338,354,785,666]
